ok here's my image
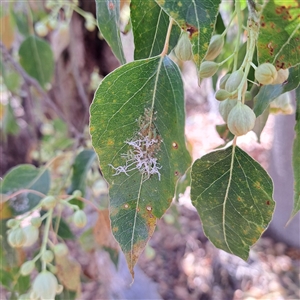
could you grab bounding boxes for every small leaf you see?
[155,0,221,71]
[0,269,13,290]
[96,0,126,64]
[90,55,191,275]
[290,86,300,219]
[131,0,180,59]
[191,145,275,260]
[19,35,54,88]
[56,255,81,292]
[52,218,75,240]
[257,0,300,68]
[252,108,269,143]
[0,164,50,216]
[254,65,300,117]
[68,149,96,195]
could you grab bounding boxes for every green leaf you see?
[130,0,180,59]
[0,269,13,290]
[252,108,269,143]
[2,102,20,136]
[290,86,300,219]
[254,65,300,117]
[0,165,50,216]
[96,0,126,64]
[191,145,275,260]
[155,0,221,71]
[68,149,96,195]
[52,217,75,240]
[18,35,54,88]
[90,55,191,275]
[14,274,30,294]
[55,289,77,300]
[257,0,300,68]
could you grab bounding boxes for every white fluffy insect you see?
[109,135,162,181]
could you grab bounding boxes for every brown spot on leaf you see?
[266,200,270,205]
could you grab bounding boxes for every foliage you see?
[0,0,299,297]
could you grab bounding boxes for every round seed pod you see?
[22,225,39,247]
[42,250,54,263]
[219,73,230,89]
[72,190,82,198]
[17,293,31,300]
[219,99,238,123]
[255,63,277,85]
[20,260,35,276]
[272,68,289,84]
[8,228,26,248]
[205,34,224,61]
[6,219,19,229]
[215,89,230,101]
[199,61,219,78]
[42,196,57,209]
[174,32,193,61]
[53,243,68,257]
[34,22,48,37]
[227,102,256,136]
[225,69,244,94]
[32,271,58,300]
[73,210,87,228]
[31,217,42,228]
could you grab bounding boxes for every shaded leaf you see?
[252,108,270,143]
[90,55,191,275]
[254,65,300,116]
[56,255,81,292]
[2,102,20,136]
[19,35,54,88]
[55,289,77,300]
[290,86,300,219]
[155,0,221,71]
[191,146,275,260]
[130,0,180,59]
[52,217,75,240]
[0,164,50,217]
[68,149,96,196]
[257,0,300,68]
[96,0,126,64]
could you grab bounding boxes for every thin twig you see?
[0,40,81,136]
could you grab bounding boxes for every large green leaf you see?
[155,0,221,71]
[257,0,300,68]
[130,0,180,60]
[191,146,275,260]
[18,35,54,88]
[253,65,300,117]
[290,86,300,219]
[0,164,50,216]
[96,0,126,64]
[90,55,191,275]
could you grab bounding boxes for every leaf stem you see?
[161,18,173,56]
[41,209,53,271]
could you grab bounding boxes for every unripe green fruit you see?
[8,228,26,248]
[174,32,193,61]
[34,22,48,37]
[205,34,224,61]
[199,61,219,78]
[255,63,277,85]
[219,99,237,123]
[42,250,54,263]
[32,271,58,300]
[225,69,244,94]
[85,21,95,32]
[20,260,35,276]
[215,89,230,101]
[42,195,57,209]
[73,210,87,228]
[272,68,289,84]
[227,102,256,136]
[6,219,19,228]
[163,214,175,225]
[219,73,230,89]
[48,18,58,30]
[54,243,68,257]
[31,217,42,228]
[72,190,82,198]
[23,225,39,247]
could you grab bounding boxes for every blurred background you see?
[0,0,299,299]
